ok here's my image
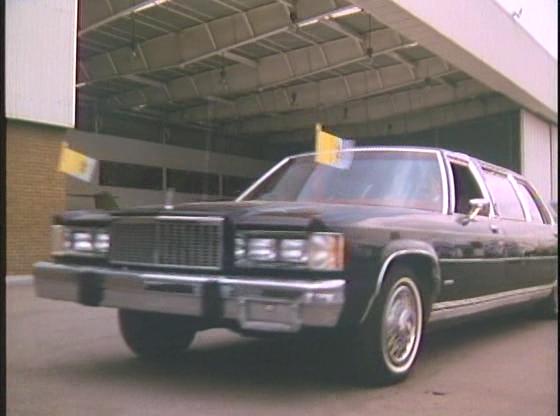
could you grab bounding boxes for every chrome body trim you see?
[359,249,438,323]
[468,158,497,218]
[33,262,345,333]
[439,255,557,263]
[110,215,225,222]
[508,174,532,222]
[429,284,554,322]
[435,151,449,215]
[442,152,456,215]
[106,260,223,271]
[521,179,557,225]
[291,146,445,159]
[236,157,290,202]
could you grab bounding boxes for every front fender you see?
[359,239,441,323]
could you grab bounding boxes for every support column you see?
[6,121,67,275]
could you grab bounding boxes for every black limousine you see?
[33,146,558,385]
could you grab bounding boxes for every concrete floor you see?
[7,284,558,416]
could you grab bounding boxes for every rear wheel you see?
[351,265,425,385]
[118,309,197,358]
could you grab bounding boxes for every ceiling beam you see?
[79,0,173,37]
[80,2,351,87]
[262,41,417,91]
[386,51,416,78]
[320,19,364,49]
[223,51,258,68]
[275,0,295,10]
[123,74,172,100]
[208,0,243,13]
[100,30,418,112]
[173,58,457,123]
[221,78,491,135]
[261,94,516,143]
[205,95,235,105]
[123,74,166,88]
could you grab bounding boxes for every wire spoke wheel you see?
[381,277,423,374]
[350,266,427,385]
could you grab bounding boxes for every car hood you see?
[108,200,430,230]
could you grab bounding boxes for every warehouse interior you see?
[5,0,557,274]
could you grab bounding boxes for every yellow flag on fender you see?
[314,124,354,168]
[57,142,97,182]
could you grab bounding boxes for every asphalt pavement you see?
[7,284,558,416]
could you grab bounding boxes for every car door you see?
[509,178,558,289]
[479,167,533,293]
[434,155,506,303]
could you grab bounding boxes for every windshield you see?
[240,150,444,212]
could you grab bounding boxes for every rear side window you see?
[482,170,524,220]
[515,181,549,224]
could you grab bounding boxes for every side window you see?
[450,162,487,215]
[515,180,549,224]
[482,170,524,220]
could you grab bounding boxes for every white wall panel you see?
[6,0,77,127]
[520,110,555,202]
[351,0,557,123]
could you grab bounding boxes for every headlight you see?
[73,231,93,251]
[308,233,344,270]
[247,238,277,261]
[279,239,308,263]
[93,232,110,253]
[51,225,110,256]
[235,232,344,270]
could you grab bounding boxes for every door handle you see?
[490,224,500,234]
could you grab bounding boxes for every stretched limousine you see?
[34,147,557,385]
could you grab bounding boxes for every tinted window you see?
[242,151,444,212]
[450,162,486,215]
[99,161,162,190]
[483,170,524,220]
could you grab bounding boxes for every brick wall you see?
[6,120,67,275]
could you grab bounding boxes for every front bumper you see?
[33,262,345,333]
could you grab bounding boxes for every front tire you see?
[351,265,425,385]
[118,309,197,358]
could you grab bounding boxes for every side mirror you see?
[462,198,490,225]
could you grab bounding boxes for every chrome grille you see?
[109,217,223,269]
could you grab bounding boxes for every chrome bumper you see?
[33,262,345,333]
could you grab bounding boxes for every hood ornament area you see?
[164,188,175,210]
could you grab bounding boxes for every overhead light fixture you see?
[297,6,362,28]
[329,6,362,19]
[134,0,170,14]
[401,42,419,49]
[298,18,319,28]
